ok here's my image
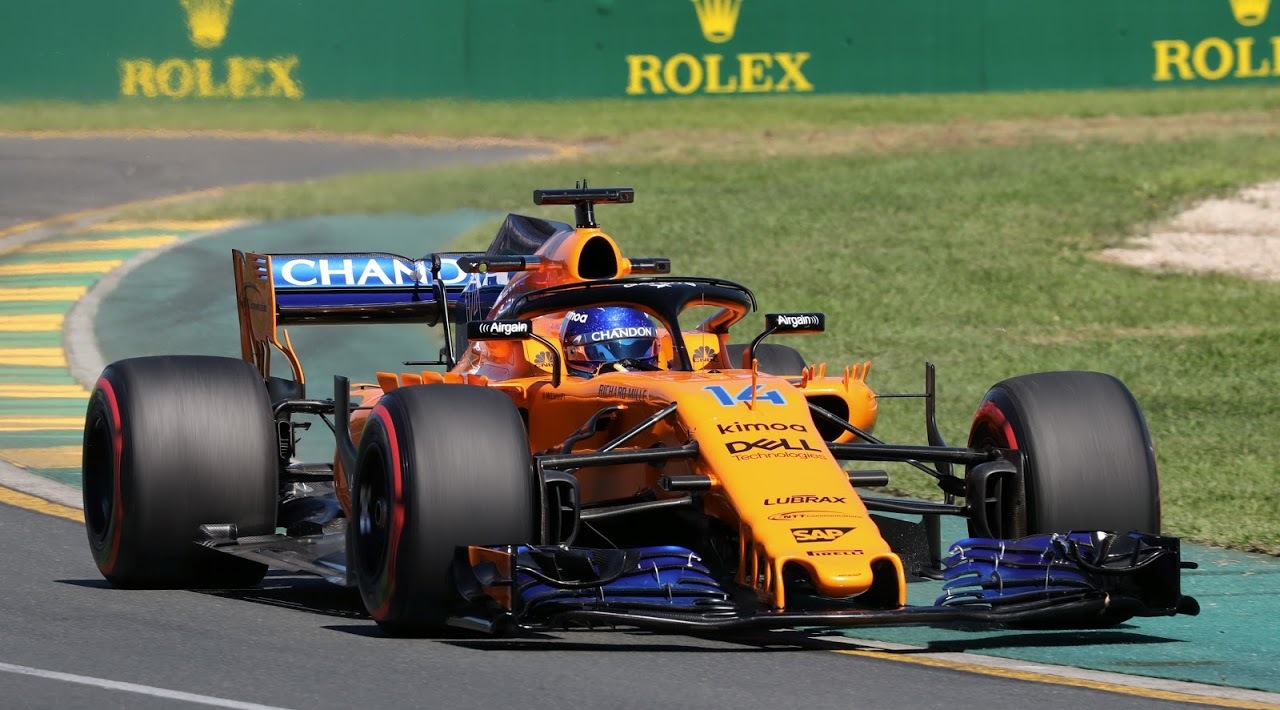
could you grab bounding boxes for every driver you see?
[561,307,659,377]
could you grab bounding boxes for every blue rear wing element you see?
[265,252,510,325]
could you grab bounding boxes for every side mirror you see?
[744,312,825,368]
[764,313,825,335]
[466,319,564,387]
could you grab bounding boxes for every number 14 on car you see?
[703,384,786,406]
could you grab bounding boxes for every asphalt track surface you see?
[0,134,1267,710]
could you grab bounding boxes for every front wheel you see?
[350,384,535,635]
[967,371,1160,537]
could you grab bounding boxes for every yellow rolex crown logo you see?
[180,0,235,49]
[1230,0,1270,26]
[691,0,742,44]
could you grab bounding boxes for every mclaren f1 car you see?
[81,184,1198,636]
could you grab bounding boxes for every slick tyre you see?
[726,343,807,375]
[351,385,535,635]
[82,356,277,588]
[967,371,1160,537]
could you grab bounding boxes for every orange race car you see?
[81,185,1199,636]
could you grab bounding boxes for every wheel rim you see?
[83,412,114,546]
[356,446,391,579]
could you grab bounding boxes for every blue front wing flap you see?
[464,532,1196,631]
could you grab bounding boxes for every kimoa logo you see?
[625,0,812,96]
[118,0,302,99]
[1231,0,1271,26]
[181,0,234,49]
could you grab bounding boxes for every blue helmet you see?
[561,307,658,377]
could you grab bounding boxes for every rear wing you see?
[233,250,510,383]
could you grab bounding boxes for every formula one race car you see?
[81,184,1199,636]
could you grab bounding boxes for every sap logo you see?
[716,421,806,435]
[725,438,820,455]
[791,527,855,543]
[703,384,785,406]
[806,549,863,557]
[764,495,846,506]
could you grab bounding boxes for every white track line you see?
[0,661,292,710]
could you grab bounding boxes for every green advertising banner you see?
[0,0,1277,101]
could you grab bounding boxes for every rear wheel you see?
[82,356,277,588]
[726,343,807,375]
[350,384,535,635]
[967,371,1160,537]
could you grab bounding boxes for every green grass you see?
[4,85,1280,140]
[13,90,1280,553]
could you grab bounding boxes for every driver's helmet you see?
[560,307,658,377]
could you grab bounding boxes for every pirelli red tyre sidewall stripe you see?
[365,403,406,622]
[88,377,126,575]
[971,400,1018,450]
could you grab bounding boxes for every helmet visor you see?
[567,337,656,366]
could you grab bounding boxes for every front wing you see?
[199,527,1198,634]
[452,532,1199,633]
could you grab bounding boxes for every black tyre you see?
[351,384,535,635]
[725,343,808,375]
[82,356,277,588]
[967,371,1160,537]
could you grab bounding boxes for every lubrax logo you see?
[764,495,846,506]
[1152,0,1278,83]
[725,438,820,455]
[478,321,529,337]
[624,0,813,96]
[717,421,807,435]
[119,0,303,99]
[791,527,854,543]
